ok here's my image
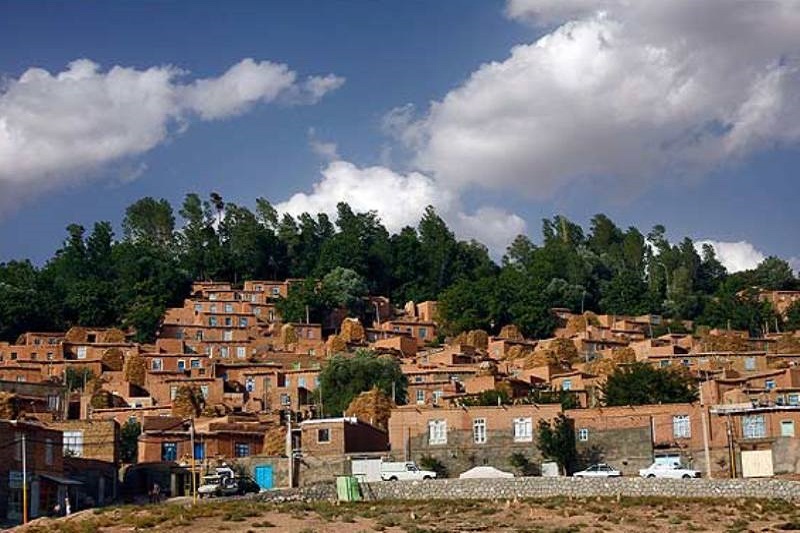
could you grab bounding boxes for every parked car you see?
[380,461,437,481]
[572,463,622,478]
[639,462,700,479]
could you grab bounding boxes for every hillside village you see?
[1,276,800,524]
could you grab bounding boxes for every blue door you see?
[254,465,273,490]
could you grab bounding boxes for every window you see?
[433,390,443,404]
[210,304,218,313]
[513,417,533,442]
[177,360,186,371]
[170,386,178,400]
[660,360,671,368]
[681,359,690,367]
[317,428,331,443]
[673,415,691,439]
[209,293,217,301]
[561,379,572,391]
[151,358,163,371]
[45,438,53,465]
[744,357,756,371]
[234,443,250,457]
[77,346,87,359]
[194,304,202,312]
[271,287,280,296]
[195,330,204,341]
[30,352,37,360]
[223,330,233,341]
[268,310,275,322]
[765,379,776,390]
[224,317,232,326]
[245,377,255,392]
[298,377,306,388]
[200,385,209,399]
[789,394,800,406]
[781,420,795,437]
[47,352,54,361]
[415,376,424,383]
[225,303,233,313]
[428,419,447,445]
[742,415,766,439]
[63,431,84,457]
[280,393,291,406]
[16,376,25,382]
[194,442,205,460]
[162,442,177,461]
[578,428,589,442]
[237,317,246,327]
[254,307,261,315]
[209,317,218,327]
[190,359,200,369]
[236,346,246,359]
[419,327,427,339]
[251,294,258,303]
[473,418,487,444]
[220,346,229,358]
[416,390,425,403]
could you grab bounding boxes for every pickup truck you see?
[639,462,701,479]
[380,461,437,481]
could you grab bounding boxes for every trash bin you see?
[336,476,361,502]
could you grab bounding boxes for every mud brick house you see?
[296,417,389,485]
[0,420,81,525]
[388,404,562,476]
[137,414,271,464]
[0,380,67,421]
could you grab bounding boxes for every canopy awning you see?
[39,473,83,485]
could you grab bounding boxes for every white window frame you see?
[223,330,233,341]
[781,420,795,437]
[673,415,691,439]
[151,358,163,371]
[76,346,87,359]
[742,415,767,439]
[63,430,84,457]
[236,346,247,359]
[744,357,756,371]
[578,428,589,442]
[428,419,447,445]
[416,389,425,404]
[765,379,776,390]
[473,418,487,444]
[513,417,533,442]
[561,379,572,391]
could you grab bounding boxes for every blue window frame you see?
[162,442,177,461]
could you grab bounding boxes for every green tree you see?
[537,414,577,475]
[120,418,141,463]
[786,300,800,331]
[602,362,698,406]
[318,350,407,416]
[64,367,96,392]
[122,197,175,249]
[752,257,797,290]
[322,267,369,315]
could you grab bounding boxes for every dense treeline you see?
[0,193,798,343]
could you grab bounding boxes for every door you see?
[254,465,273,490]
[741,449,774,478]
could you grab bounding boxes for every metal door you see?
[254,465,273,490]
[741,449,774,478]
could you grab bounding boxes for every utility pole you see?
[698,378,712,479]
[285,412,293,488]
[190,418,197,504]
[22,434,27,525]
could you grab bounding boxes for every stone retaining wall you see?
[360,477,800,502]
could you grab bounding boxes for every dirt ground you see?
[14,496,800,533]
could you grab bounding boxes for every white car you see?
[572,463,622,478]
[639,462,700,479]
[380,461,437,481]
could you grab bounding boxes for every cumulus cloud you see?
[0,58,343,214]
[695,240,766,273]
[276,160,525,256]
[397,0,800,198]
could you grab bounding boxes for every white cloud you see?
[695,240,766,273]
[397,1,800,199]
[276,160,525,257]
[0,58,343,215]
[307,127,339,160]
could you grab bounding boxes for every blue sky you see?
[1,0,798,272]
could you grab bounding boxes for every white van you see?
[380,461,437,481]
